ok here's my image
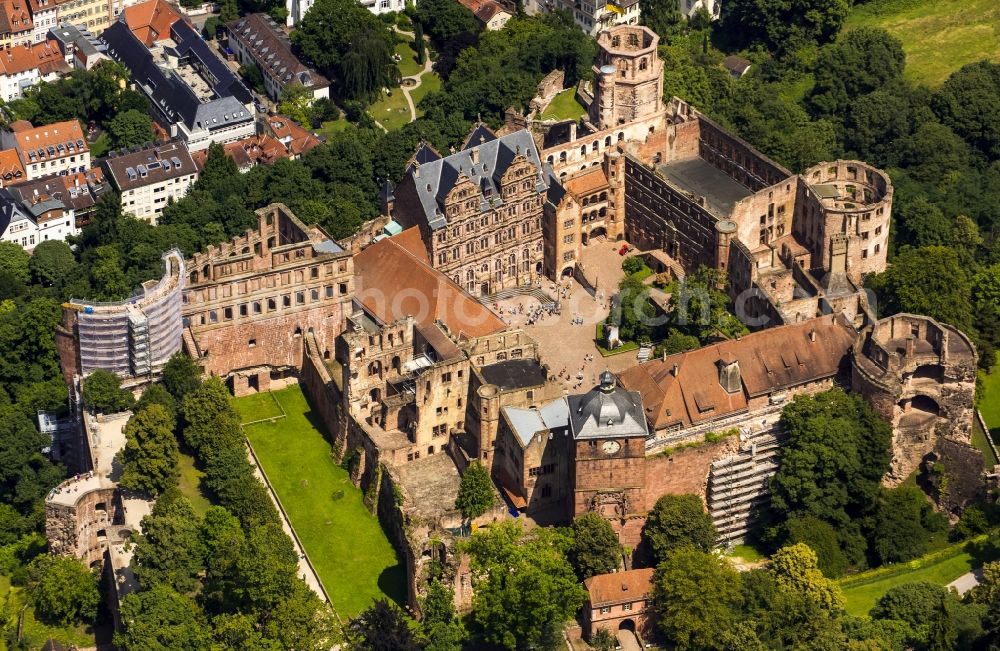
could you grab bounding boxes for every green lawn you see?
[539,88,586,121]
[843,0,1000,87]
[234,391,284,424]
[238,385,405,617]
[395,38,424,78]
[315,118,353,140]
[177,449,213,516]
[368,88,412,132]
[729,544,765,563]
[89,133,111,158]
[979,354,1000,431]
[410,70,441,110]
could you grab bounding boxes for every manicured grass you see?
[410,70,441,110]
[973,416,999,467]
[395,38,424,78]
[979,354,1000,432]
[843,0,1000,87]
[315,118,353,140]
[234,391,284,424]
[368,88,412,131]
[238,385,405,617]
[539,88,586,121]
[177,449,213,516]
[729,544,765,563]
[89,133,111,158]
[840,549,976,617]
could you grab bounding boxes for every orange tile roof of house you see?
[11,120,87,161]
[265,115,322,156]
[122,0,181,46]
[0,0,32,35]
[585,568,655,607]
[618,314,856,432]
[0,39,68,76]
[353,227,506,339]
[0,148,25,185]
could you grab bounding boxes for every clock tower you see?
[568,371,648,521]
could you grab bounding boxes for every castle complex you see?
[49,24,987,623]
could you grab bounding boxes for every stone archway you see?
[619,619,636,632]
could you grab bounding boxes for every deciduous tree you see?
[115,583,213,651]
[162,353,204,402]
[454,461,494,519]
[119,403,180,496]
[26,554,100,626]
[568,512,621,579]
[107,108,155,150]
[132,492,205,592]
[642,493,716,563]
[82,369,135,414]
[651,547,742,651]
[28,240,76,287]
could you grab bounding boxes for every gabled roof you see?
[101,17,252,132]
[227,14,328,91]
[353,227,506,339]
[0,39,68,76]
[0,148,25,184]
[121,0,180,46]
[0,0,32,36]
[619,314,856,431]
[264,115,321,155]
[585,568,654,607]
[402,129,549,231]
[7,119,87,167]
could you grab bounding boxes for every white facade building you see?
[100,141,197,225]
[1,119,90,181]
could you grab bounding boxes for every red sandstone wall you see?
[644,438,737,503]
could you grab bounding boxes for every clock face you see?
[602,440,621,455]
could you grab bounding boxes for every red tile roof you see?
[619,314,856,431]
[585,568,654,607]
[122,0,181,46]
[0,0,32,36]
[353,227,506,339]
[0,148,25,185]
[0,39,66,76]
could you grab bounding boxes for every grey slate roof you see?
[480,358,547,390]
[101,17,252,134]
[503,398,569,447]
[403,129,551,231]
[0,187,33,237]
[568,371,648,440]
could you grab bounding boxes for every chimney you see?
[470,147,479,165]
[905,336,914,357]
[671,363,678,377]
[809,329,816,342]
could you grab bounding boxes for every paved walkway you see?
[392,25,434,123]
[948,568,983,595]
[493,241,638,393]
[617,629,642,651]
[246,441,329,606]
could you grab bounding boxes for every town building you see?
[456,0,512,30]
[0,144,25,185]
[264,114,321,158]
[226,13,328,103]
[8,165,109,230]
[100,140,197,224]
[1,118,90,180]
[191,133,289,172]
[284,0,402,26]
[53,0,141,34]
[102,5,255,151]
[181,203,354,394]
[57,249,186,380]
[27,0,55,42]
[0,38,68,100]
[532,0,640,36]
[392,125,559,296]
[0,185,38,247]
[583,568,655,643]
[0,0,34,48]
[679,0,719,19]
[48,22,107,68]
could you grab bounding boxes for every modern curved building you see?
[57,249,186,380]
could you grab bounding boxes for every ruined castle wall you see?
[644,437,741,502]
[729,178,797,252]
[624,155,717,274]
[543,112,667,175]
[45,485,119,567]
[697,116,792,192]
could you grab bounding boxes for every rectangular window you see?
[248,338,256,347]
[296,291,304,305]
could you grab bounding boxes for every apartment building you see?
[226,14,328,102]
[100,141,197,224]
[0,38,67,100]
[53,0,140,34]
[102,9,255,150]
[48,22,109,69]
[27,0,54,41]
[0,0,33,48]
[1,119,90,180]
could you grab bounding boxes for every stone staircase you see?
[479,286,556,305]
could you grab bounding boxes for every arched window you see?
[580,145,586,156]
[599,191,607,201]
[559,151,567,162]
[639,57,647,71]
[618,132,625,142]
[604,136,611,147]
[592,141,599,152]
